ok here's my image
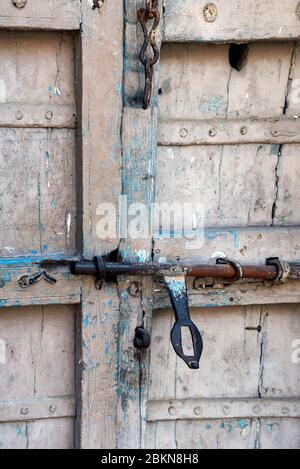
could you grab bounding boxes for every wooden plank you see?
[155,144,282,229]
[116,0,163,449]
[0,31,76,107]
[0,305,76,400]
[164,0,300,43]
[0,104,76,129]
[147,398,300,421]
[153,226,300,263]
[159,42,292,121]
[77,1,123,449]
[0,261,81,307]
[0,128,77,257]
[258,304,300,399]
[158,118,300,146]
[0,396,75,423]
[149,305,262,401]
[0,0,80,30]
[0,417,74,449]
[154,280,300,310]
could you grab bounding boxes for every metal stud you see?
[203,3,218,23]
[12,0,27,8]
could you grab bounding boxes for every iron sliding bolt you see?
[39,256,300,369]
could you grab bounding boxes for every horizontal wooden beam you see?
[158,118,300,146]
[154,280,300,310]
[153,226,300,264]
[164,0,300,43]
[0,396,76,423]
[0,104,77,129]
[0,0,81,31]
[0,258,81,307]
[147,398,300,421]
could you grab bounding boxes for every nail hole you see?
[229,43,249,71]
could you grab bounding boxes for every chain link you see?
[137,0,160,109]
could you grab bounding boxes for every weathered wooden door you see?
[1,0,300,451]
[0,1,123,449]
[142,0,300,450]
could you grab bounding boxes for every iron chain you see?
[137,0,160,109]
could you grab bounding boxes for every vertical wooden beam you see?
[116,0,162,449]
[77,1,123,449]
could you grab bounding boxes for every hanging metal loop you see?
[137,0,160,109]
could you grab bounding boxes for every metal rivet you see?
[179,128,188,138]
[253,405,261,414]
[194,406,202,416]
[0,278,5,288]
[203,3,218,23]
[12,0,27,8]
[223,405,231,415]
[209,128,217,137]
[128,281,141,298]
[168,406,176,416]
[15,111,23,120]
[49,405,57,414]
[281,406,290,415]
[45,111,53,121]
[20,408,29,416]
[240,126,248,135]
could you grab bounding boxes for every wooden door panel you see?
[0,0,81,31]
[164,0,300,43]
[148,6,300,448]
[0,417,75,449]
[0,305,76,449]
[0,29,78,449]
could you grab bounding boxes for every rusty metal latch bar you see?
[39,255,300,369]
[137,0,161,109]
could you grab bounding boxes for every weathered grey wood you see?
[0,417,74,449]
[0,31,76,107]
[259,419,300,449]
[258,304,300,398]
[0,1,80,30]
[0,396,75,423]
[0,128,76,256]
[116,0,162,449]
[153,226,300,263]
[147,398,300,421]
[159,43,292,121]
[154,280,300,310]
[158,118,300,146]
[77,1,123,449]
[147,417,300,449]
[0,305,75,400]
[164,0,300,42]
[0,263,81,308]
[149,305,262,401]
[0,104,76,128]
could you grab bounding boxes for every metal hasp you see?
[164,276,203,370]
[39,256,300,369]
[137,0,160,109]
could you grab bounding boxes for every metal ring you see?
[216,257,243,282]
[93,256,106,280]
[266,257,290,285]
